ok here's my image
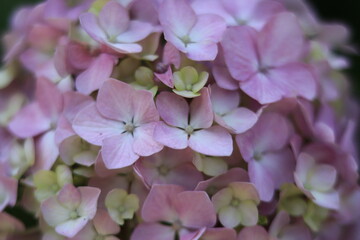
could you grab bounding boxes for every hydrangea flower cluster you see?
[0,0,359,239]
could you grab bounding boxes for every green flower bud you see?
[172,66,209,98]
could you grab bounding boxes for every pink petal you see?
[175,191,216,228]
[32,130,59,171]
[142,184,184,223]
[133,122,164,156]
[185,42,218,61]
[216,107,258,134]
[93,209,120,235]
[36,77,63,118]
[76,54,115,95]
[156,92,189,128]
[201,227,237,240]
[131,89,159,125]
[222,26,258,81]
[96,79,134,122]
[159,0,196,37]
[77,187,101,219]
[190,88,213,129]
[8,102,50,138]
[213,63,239,90]
[80,13,107,42]
[167,164,204,190]
[266,63,316,101]
[58,184,81,210]
[189,126,233,156]
[189,14,226,43]
[237,226,270,240]
[236,112,290,160]
[55,217,89,238]
[154,66,174,88]
[101,134,139,169]
[163,42,181,68]
[131,223,175,240]
[41,197,71,226]
[261,149,295,189]
[99,1,130,37]
[154,122,188,149]
[258,12,304,67]
[105,42,143,54]
[116,20,153,43]
[248,161,274,202]
[72,103,122,146]
[210,84,240,115]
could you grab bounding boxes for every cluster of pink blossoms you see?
[0,0,359,239]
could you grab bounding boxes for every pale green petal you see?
[238,200,258,226]
[105,189,127,209]
[219,206,241,228]
[212,188,233,211]
[173,89,200,98]
[192,71,209,93]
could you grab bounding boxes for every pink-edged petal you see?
[93,209,120,235]
[216,107,258,134]
[102,134,138,169]
[222,26,258,81]
[73,103,122,145]
[99,1,129,37]
[154,122,188,149]
[266,63,316,101]
[79,13,107,43]
[175,191,216,228]
[258,12,304,67]
[8,102,50,138]
[237,226,270,240]
[210,84,239,115]
[189,14,226,43]
[133,122,164,156]
[156,91,189,128]
[58,184,81,210]
[248,161,274,202]
[41,197,71,226]
[116,20,153,43]
[189,126,233,156]
[32,130,59,171]
[190,88,213,129]
[0,176,17,211]
[76,54,115,95]
[185,42,218,61]
[77,187,101,219]
[131,223,175,240]
[142,184,184,223]
[55,217,89,238]
[96,79,134,122]
[159,0,196,37]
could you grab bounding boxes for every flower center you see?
[124,123,135,133]
[253,152,262,161]
[230,198,241,207]
[184,125,194,135]
[180,35,193,47]
[69,210,79,219]
[157,165,170,176]
[172,220,182,231]
[118,205,126,213]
